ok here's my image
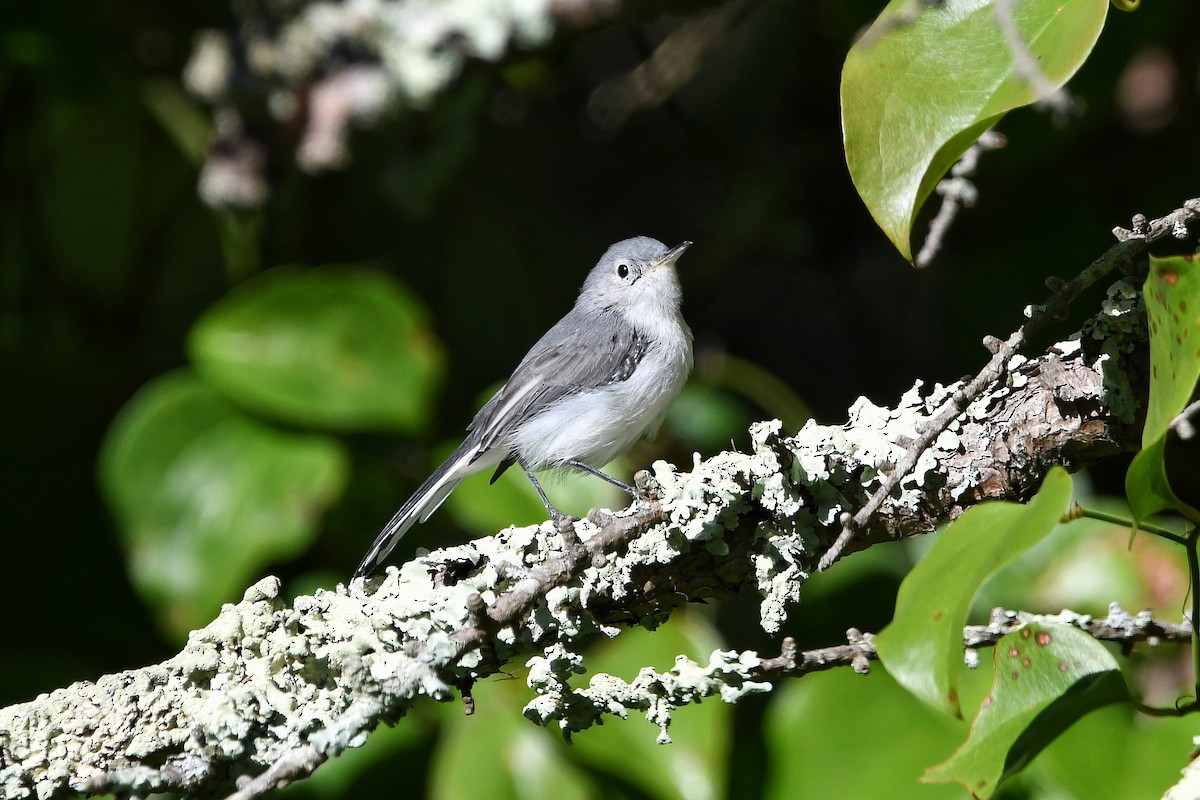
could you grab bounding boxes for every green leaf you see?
[1030,702,1199,800]
[875,467,1072,717]
[1126,254,1200,527]
[842,0,1108,260]
[189,266,444,432]
[923,623,1129,797]
[1140,254,1200,445]
[99,370,348,635]
[1125,437,1184,526]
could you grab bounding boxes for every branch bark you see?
[2,201,1196,799]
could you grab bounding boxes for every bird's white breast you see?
[512,309,692,469]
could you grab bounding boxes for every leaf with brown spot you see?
[1126,254,1200,528]
[875,468,1072,718]
[923,623,1128,798]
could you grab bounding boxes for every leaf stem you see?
[1135,700,1197,717]
[1064,504,1188,545]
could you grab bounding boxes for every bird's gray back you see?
[468,305,647,452]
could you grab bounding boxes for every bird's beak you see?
[653,241,692,268]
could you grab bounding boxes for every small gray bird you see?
[355,237,692,578]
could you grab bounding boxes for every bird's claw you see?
[633,469,660,502]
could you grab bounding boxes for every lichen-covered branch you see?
[819,197,1200,570]
[0,256,1153,798]
[9,195,1200,797]
[525,604,1192,740]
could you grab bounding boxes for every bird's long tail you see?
[354,439,484,578]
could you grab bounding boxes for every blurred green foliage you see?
[99,370,350,633]
[877,468,1074,719]
[3,0,1200,797]
[189,266,444,433]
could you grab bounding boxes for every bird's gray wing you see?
[468,306,650,455]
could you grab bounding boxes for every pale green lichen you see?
[1083,279,1144,424]
[524,646,772,742]
[2,282,1148,793]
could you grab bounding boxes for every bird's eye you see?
[616,263,630,279]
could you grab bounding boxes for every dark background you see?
[2,0,1198,794]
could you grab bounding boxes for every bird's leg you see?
[518,457,575,524]
[565,460,638,497]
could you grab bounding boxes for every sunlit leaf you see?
[875,467,1072,717]
[189,266,443,432]
[99,370,348,635]
[923,623,1129,797]
[842,0,1108,260]
[1140,254,1200,444]
[1126,254,1200,527]
[1125,437,1183,527]
[1033,703,1198,800]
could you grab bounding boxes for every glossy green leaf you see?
[99,370,348,635]
[189,266,444,432]
[1140,254,1200,444]
[842,0,1108,260]
[875,467,1072,717]
[1125,437,1185,527]
[1126,254,1200,527]
[923,623,1129,797]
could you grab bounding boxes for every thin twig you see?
[754,605,1190,680]
[992,0,1075,118]
[1188,528,1200,707]
[587,3,745,131]
[1066,504,1189,546]
[819,198,1200,570]
[225,746,324,800]
[915,129,1006,268]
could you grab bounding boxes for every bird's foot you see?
[633,469,661,502]
[552,512,587,559]
[551,510,580,530]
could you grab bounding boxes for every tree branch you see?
[525,604,1191,741]
[819,197,1200,570]
[2,201,1195,799]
